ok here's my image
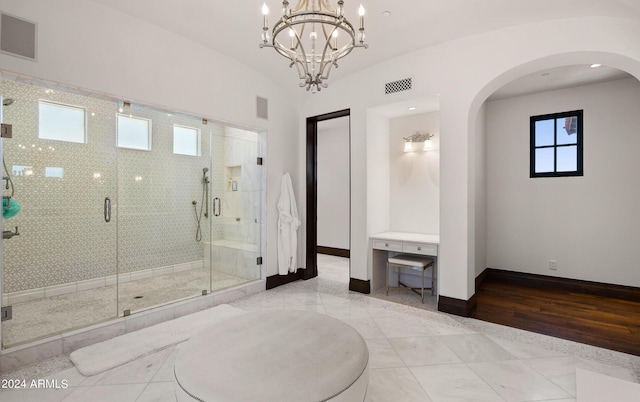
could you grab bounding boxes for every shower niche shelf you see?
[226,165,241,192]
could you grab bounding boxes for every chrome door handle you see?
[104,197,111,222]
[213,197,221,217]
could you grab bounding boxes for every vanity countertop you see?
[370,231,440,244]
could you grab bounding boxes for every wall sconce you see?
[403,131,434,152]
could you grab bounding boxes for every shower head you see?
[2,98,14,107]
[202,167,209,174]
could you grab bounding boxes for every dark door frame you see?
[304,108,351,280]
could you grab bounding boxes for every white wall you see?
[473,104,488,277]
[0,0,300,278]
[389,112,439,234]
[486,77,640,287]
[317,116,350,250]
[300,16,640,301]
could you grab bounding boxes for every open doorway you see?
[305,109,350,284]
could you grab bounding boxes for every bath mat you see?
[70,304,246,376]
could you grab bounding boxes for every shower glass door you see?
[116,104,212,316]
[208,127,263,291]
[1,81,118,349]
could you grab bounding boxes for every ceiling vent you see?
[385,77,412,95]
[0,13,37,61]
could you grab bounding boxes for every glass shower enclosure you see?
[0,77,264,349]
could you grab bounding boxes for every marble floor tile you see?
[284,303,327,314]
[62,384,147,402]
[135,382,176,402]
[438,334,516,363]
[365,367,433,402]
[486,335,567,359]
[80,348,173,387]
[149,346,180,383]
[0,387,74,402]
[283,292,324,306]
[468,360,572,402]
[324,303,372,320]
[390,336,462,367]
[365,339,406,369]
[578,358,638,382]
[344,317,387,340]
[44,367,87,387]
[372,315,435,339]
[410,363,506,402]
[2,259,639,402]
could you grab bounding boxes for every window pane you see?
[557,145,578,172]
[117,115,151,150]
[535,119,554,146]
[557,116,578,145]
[173,125,200,156]
[39,101,86,143]
[535,148,554,173]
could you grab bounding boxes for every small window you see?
[38,101,86,143]
[173,124,200,156]
[530,110,583,177]
[117,114,152,150]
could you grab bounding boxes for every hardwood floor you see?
[473,278,640,356]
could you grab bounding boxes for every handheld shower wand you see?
[193,167,211,242]
[202,168,209,218]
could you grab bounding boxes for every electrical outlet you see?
[549,260,558,271]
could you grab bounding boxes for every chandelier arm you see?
[261,1,367,91]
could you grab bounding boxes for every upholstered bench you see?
[174,310,369,402]
[386,253,436,303]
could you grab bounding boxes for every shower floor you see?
[1,268,248,349]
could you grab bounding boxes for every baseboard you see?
[438,295,477,317]
[349,278,370,294]
[317,246,350,258]
[475,268,489,290]
[266,269,304,290]
[482,268,640,302]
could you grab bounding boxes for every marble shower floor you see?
[2,269,248,348]
[1,256,639,401]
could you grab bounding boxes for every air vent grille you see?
[0,13,37,60]
[385,77,412,94]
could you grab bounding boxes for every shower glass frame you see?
[0,76,264,350]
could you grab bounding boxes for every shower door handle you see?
[104,197,112,223]
[213,197,221,217]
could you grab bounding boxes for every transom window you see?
[117,114,152,151]
[38,101,86,143]
[530,110,583,178]
[173,124,200,156]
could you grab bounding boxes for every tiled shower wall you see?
[0,79,226,293]
[209,127,263,281]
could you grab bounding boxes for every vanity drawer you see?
[372,240,402,252]
[402,242,438,256]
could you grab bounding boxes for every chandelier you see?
[260,0,368,92]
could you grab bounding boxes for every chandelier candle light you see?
[260,0,368,92]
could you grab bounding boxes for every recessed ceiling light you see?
[590,63,602,68]
[382,11,391,17]
[408,106,416,111]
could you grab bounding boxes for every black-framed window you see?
[530,110,583,178]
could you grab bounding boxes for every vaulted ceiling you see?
[90,0,640,96]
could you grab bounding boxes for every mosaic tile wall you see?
[1,79,262,293]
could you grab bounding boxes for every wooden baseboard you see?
[482,268,640,302]
[317,246,350,258]
[475,268,489,289]
[266,269,304,290]
[438,295,477,317]
[349,278,370,294]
